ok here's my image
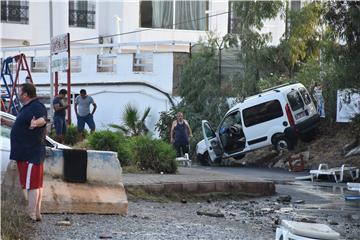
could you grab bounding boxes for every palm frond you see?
[141,107,151,123]
[108,124,129,134]
[123,104,139,132]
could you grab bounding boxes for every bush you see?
[117,139,133,167]
[129,136,177,174]
[155,109,177,143]
[49,124,84,146]
[87,130,122,151]
[64,124,84,146]
[87,130,132,167]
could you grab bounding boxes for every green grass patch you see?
[1,190,34,240]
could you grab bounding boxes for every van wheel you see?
[274,136,293,153]
[204,152,220,166]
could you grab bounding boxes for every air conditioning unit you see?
[98,36,104,44]
[98,36,113,45]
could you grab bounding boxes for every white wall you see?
[36,84,173,136]
[81,86,172,136]
[260,14,285,46]
[1,0,287,48]
[30,52,174,93]
[27,51,175,134]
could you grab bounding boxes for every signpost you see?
[50,33,71,124]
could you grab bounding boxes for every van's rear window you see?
[299,87,312,105]
[243,100,283,127]
[287,91,304,111]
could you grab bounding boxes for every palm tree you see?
[109,104,151,136]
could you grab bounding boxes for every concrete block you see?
[42,178,128,215]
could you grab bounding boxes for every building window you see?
[97,55,116,73]
[69,0,95,29]
[140,0,208,30]
[133,53,153,73]
[62,56,81,73]
[31,57,49,73]
[1,0,29,24]
[291,1,301,12]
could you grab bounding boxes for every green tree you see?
[325,1,360,88]
[109,104,151,136]
[285,1,326,77]
[179,39,228,126]
[256,1,327,91]
[230,0,284,95]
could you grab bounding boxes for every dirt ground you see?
[237,121,360,170]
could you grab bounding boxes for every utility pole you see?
[49,0,54,121]
[216,38,225,89]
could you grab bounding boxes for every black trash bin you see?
[62,149,87,183]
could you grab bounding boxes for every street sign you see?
[50,33,69,73]
[51,33,69,54]
[51,52,68,72]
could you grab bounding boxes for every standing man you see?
[53,89,68,143]
[74,89,97,134]
[10,83,48,221]
[170,112,193,157]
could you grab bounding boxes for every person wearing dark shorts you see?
[53,89,68,143]
[74,89,97,134]
[170,112,193,157]
[10,83,48,221]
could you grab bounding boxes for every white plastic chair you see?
[310,163,359,183]
[347,182,360,192]
[275,220,341,240]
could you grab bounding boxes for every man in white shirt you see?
[74,89,97,133]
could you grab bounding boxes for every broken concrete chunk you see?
[99,235,113,239]
[56,220,71,226]
[277,195,292,203]
[196,208,225,218]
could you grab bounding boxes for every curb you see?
[125,180,276,197]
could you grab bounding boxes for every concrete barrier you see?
[44,149,122,185]
[44,148,127,214]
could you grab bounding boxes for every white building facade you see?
[1,0,286,134]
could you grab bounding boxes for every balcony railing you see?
[1,2,29,24]
[69,9,95,29]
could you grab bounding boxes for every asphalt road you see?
[195,166,307,182]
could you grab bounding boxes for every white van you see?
[197,83,320,165]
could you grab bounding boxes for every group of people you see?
[10,83,193,222]
[53,88,97,142]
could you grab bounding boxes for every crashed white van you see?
[197,83,320,165]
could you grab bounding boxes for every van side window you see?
[287,90,304,111]
[242,100,283,127]
[204,122,216,139]
[299,87,312,105]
